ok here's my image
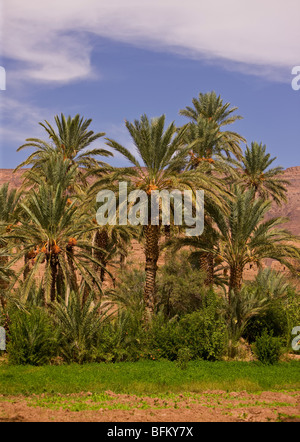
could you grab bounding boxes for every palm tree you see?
[239,141,289,205]
[92,224,136,283]
[53,289,112,363]
[104,114,225,317]
[0,184,21,306]
[176,186,300,302]
[0,183,22,225]
[18,151,79,192]
[8,182,105,304]
[177,115,239,286]
[0,249,15,312]
[225,268,295,354]
[170,215,222,287]
[179,91,246,161]
[15,113,113,187]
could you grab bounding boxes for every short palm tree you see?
[104,114,225,317]
[225,268,295,349]
[170,214,222,287]
[53,289,112,363]
[239,141,289,205]
[18,151,78,192]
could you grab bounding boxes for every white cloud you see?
[0,97,46,141]
[1,0,300,84]
[0,97,133,167]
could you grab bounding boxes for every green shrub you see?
[252,329,283,365]
[157,252,207,317]
[53,291,110,364]
[149,315,181,360]
[176,347,192,370]
[96,309,148,362]
[150,291,226,361]
[285,288,300,354]
[177,308,226,361]
[243,300,289,343]
[7,307,57,365]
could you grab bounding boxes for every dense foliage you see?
[0,92,299,366]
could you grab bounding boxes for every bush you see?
[96,309,148,362]
[243,300,289,344]
[156,252,207,317]
[177,303,226,361]
[7,307,57,365]
[149,315,181,361]
[176,347,192,370]
[252,329,283,365]
[150,291,226,361]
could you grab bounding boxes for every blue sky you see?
[0,0,300,169]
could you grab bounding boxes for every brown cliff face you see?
[266,166,300,237]
[0,169,26,189]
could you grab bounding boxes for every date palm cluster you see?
[0,91,299,323]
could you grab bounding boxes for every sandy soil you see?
[0,390,299,422]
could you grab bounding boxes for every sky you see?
[0,0,300,170]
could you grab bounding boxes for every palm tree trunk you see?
[66,245,78,292]
[144,224,160,317]
[199,252,208,272]
[206,252,214,286]
[94,229,108,282]
[119,253,126,269]
[50,256,58,303]
[164,224,171,242]
[23,253,31,281]
[0,251,8,311]
[229,265,243,302]
[199,252,214,286]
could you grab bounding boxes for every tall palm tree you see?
[15,113,113,187]
[175,186,300,302]
[239,141,289,205]
[178,110,239,286]
[104,114,225,317]
[0,184,21,307]
[8,182,104,304]
[179,91,246,161]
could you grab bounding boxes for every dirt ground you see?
[0,390,299,422]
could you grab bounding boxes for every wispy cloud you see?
[0,97,135,167]
[2,0,299,85]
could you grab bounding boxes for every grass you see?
[0,360,299,396]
